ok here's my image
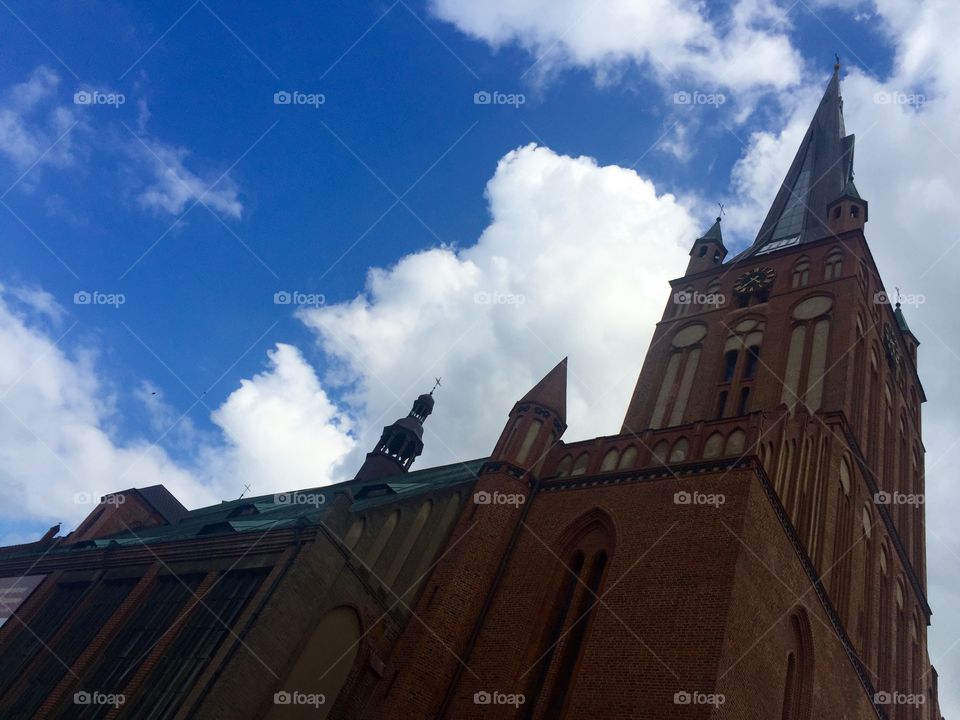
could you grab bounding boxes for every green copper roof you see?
[894,303,912,334]
[696,217,725,246]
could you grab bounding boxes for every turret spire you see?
[354,388,438,482]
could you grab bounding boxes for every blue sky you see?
[1,0,959,711]
[0,1,894,462]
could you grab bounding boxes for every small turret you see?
[685,217,727,275]
[827,178,868,235]
[491,358,567,473]
[354,388,437,482]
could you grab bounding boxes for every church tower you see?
[354,390,436,482]
[622,62,931,704]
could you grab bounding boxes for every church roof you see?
[739,65,856,260]
[519,357,568,421]
[697,217,725,246]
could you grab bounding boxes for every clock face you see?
[733,266,776,296]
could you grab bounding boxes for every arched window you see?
[617,446,638,469]
[715,390,728,419]
[524,512,613,720]
[780,610,814,720]
[600,448,619,472]
[571,453,590,476]
[668,438,689,462]
[705,279,722,308]
[342,518,365,551]
[703,432,724,459]
[792,257,810,288]
[365,510,400,569]
[824,248,843,280]
[675,286,694,316]
[556,455,573,478]
[383,500,433,587]
[266,606,362,720]
[723,349,739,382]
[725,429,746,456]
[652,440,670,464]
[736,387,751,415]
[743,345,761,379]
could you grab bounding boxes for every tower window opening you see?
[699,245,708,257]
[737,387,751,416]
[744,346,761,379]
[850,206,859,218]
[833,206,842,219]
[723,350,739,382]
[716,391,728,419]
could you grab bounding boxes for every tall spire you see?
[749,63,856,255]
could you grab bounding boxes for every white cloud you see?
[300,143,695,470]
[0,66,243,221]
[429,0,803,91]
[131,137,244,220]
[0,65,81,175]
[0,289,354,531]
[201,343,356,493]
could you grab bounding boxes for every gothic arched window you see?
[824,248,843,280]
[792,256,810,288]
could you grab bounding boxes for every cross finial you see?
[431,377,442,395]
[834,53,840,70]
[717,202,725,218]
[239,483,252,499]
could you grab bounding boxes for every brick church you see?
[0,65,945,718]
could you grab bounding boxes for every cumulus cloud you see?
[428,0,803,91]
[201,343,356,493]
[0,288,354,532]
[300,143,695,470]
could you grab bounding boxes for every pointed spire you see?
[894,301,912,334]
[698,216,724,244]
[519,358,567,421]
[749,63,856,254]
